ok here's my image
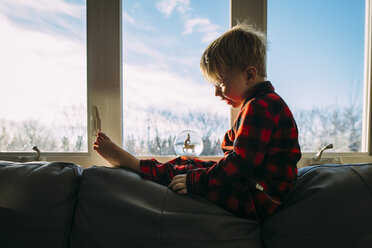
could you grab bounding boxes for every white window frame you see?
[1,0,371,168]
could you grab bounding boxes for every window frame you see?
[0,0,122,167]
[0,0,371,168]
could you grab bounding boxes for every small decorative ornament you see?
[174,130,203,157]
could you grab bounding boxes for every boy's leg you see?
[93,132,141,173]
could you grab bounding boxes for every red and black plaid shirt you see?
[140,81,301,220]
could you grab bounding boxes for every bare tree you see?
[0,100,362,155]
[124,108,228,156]
[60,103,87,152]
[295,104,362,152]
[0,103,87,152]
[0,120,9,151]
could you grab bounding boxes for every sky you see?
[122,0,230,111]
[122,0,365,142]
[267,0,365,112]
[0,0,366,150]
[122,0,231,141]
[0,0,86,125]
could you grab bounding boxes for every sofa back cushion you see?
[262,163,372,248]
[70,166,261,248]
[0,161,82,248]
[69,166,167,248]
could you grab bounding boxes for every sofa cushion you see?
[70,166,261,248]
[0,161,82,248]
[262,163,372,248]
[161,186,261,248]
[70,166,167,248]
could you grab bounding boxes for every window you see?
[0,0,87,153]
[267,0,365,153]
[1,0,371,167]
[231,0,372,166]
[122,0,230,156]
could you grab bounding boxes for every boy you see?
[93,23,301,221]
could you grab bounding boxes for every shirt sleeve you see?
[186,99,275,194]
[140,156,217,186]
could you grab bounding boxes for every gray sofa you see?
[0,160,371,248]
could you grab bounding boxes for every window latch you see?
[93,106,101,135]
[313,143,333,161]
[307,143,342,165]
[16,146,44,162]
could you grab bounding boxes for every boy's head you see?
[200,23,266,86]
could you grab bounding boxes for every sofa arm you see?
[262,163,372,248]
[0,161,82,248]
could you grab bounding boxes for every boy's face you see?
[214,69,255,109]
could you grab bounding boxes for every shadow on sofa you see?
[0,161,371,248]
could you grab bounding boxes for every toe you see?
[98,132,109,140]
[93,140,101,147]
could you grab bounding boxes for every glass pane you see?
[122,0,230,156]
[267,0,365,152]
[0,0,87,152]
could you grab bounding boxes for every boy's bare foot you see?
[93,132,129,167]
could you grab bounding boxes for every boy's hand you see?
[168,174,188,195]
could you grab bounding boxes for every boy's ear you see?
[244,66,257,81]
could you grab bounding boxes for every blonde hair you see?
[200,23,266,85]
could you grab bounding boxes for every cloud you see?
[0,0,229,135]
[124,36,166,60]
[154,0,222,44]
[123,11,136,25]
[123,34,198,72]
[0,0,85,39]
[123,63,227,113]
[122,63,230,138]
[0,0,83,18]
[156,0,190,18]
[182,18,221,43]
[0,6,226,125]
[122,8,157,32]
[0,11,86,123]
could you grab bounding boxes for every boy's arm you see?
[140,156,216,186]
[186,99,275,194]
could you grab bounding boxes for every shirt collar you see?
[241,81,275,109]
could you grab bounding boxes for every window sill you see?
[1,153,371,169]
